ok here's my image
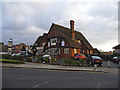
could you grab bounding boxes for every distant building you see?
[14,43,29,53]
[100,51,113,55]
[113,44,120,54]
[34,20,93,58]
[0,42,8,52]
[93,48,100,55]
[8,38,13,53]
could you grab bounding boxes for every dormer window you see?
[61,40,65,46]
[51,38,57,45]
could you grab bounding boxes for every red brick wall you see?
[60,48,71,58]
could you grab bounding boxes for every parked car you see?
[41,55,51,64]
[112,56,120,64]
[73,54,87,60]
[0,52,9,54]
[90,56,103,66]
[11,53,22,56]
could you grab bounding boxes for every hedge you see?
[12,55,24,61]
[25,57,32,62]
[2,54,24,61]
[2,54,11,59]
[63,58,87,66]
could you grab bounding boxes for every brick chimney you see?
[70,20,75,40]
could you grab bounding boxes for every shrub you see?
[75,61,80,66]
[63,59,68,65]
[50,57,56,64]
[45,58,49,63]
[80,58,87,66]
[2,54,11,59]
[25,57,32,62]
[63,58,75,66]
[12,55,24,61]
[37,56,42,63]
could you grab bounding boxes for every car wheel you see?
[43,61,45,64]
[117,61,119,64]
[99,64,102,66]
[113,61,116,63]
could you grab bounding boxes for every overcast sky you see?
[1,0,119,51]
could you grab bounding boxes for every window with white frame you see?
[61,40,65,46]
[64,48,69,54]
[51,48,57,55]
[37,49,43,55]
[51,38,57,45]
[48,42,50,47]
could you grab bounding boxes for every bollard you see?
[108,60,110,68]
[93,64,97,71]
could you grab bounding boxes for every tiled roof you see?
[34,23,93,49]
[53,23,93,49]
[113,44,120,49]
[34,36,43,46]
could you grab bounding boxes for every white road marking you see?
[32,81,48,88]
[96,82,101,89]
[33,85,40,88]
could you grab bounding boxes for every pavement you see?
[1,62,119,74]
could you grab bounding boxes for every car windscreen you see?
[91,56,101,59]
[42,55,51,58]
[113,57,118,59]
[74,54,78,56]
[80,54,86,57]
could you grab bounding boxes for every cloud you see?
[2,1,118,51]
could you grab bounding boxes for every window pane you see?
[48,42,50,47]
[64,48,69,54]
[61,41,65,46]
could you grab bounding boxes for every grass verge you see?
[0,59,24,64]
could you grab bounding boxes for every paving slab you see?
[1,62,118,74]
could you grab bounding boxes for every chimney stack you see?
[70,20,75,40]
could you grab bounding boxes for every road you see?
[2,68,118,88]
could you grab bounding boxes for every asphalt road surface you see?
[2,68,118,88]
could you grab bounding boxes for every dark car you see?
[90,56,103,66]
[41,55,51,64]
[73,54,87,60]
[112,56,120,64]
